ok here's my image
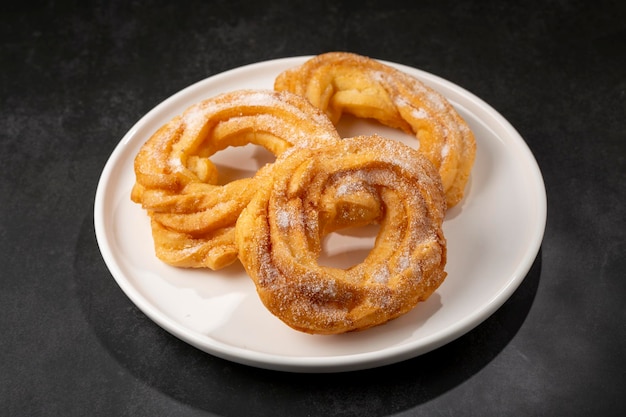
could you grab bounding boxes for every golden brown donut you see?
[236,135,447,334]
[274,51,476,208]
[131,89,341,270]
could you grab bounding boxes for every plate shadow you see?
[76,212,541,417]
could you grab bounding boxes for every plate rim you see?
[94,56,547,373]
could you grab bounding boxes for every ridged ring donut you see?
[236,135,447,334]
[131,89,341,270]
[274,51,476,208]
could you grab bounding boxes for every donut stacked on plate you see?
[131,52,476,334]
[131,89,341,270]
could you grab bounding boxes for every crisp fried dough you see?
[274,52,476,207]
[236,135,447,334]
[131,89,341,270]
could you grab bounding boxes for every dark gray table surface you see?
[2,1,625,416]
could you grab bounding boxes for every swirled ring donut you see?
[131,89,341,270]
[236,135,447,334]
[274,52,476,208]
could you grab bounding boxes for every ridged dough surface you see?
[131,89,341,269]
[275,52,476,207]
[236,135,447,334]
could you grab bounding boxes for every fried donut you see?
[131,89,341,270]
[274,51,476,208]
[236,135,447,334]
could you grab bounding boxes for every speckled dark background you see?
[2,1,625,416]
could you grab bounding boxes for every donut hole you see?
[318,223,380,269]
[335,114,418,151]
[209,143,276,185]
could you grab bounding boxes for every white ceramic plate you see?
[94,56,546,373]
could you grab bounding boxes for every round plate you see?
[94,56,546,373]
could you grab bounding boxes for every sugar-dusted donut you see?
[275,52,476,207]
[236,135,447,334]
[131,89,341,270]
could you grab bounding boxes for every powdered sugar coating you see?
[131,89,341,270]
[274,51,477,208]
[236,135,447,334]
